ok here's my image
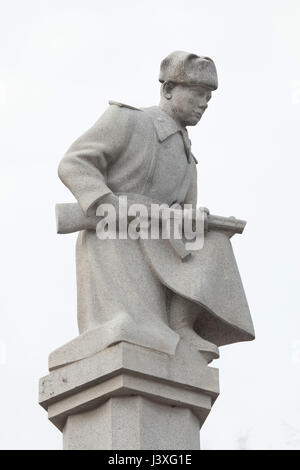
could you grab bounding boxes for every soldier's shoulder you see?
[108,100,142,111]
[107,100,153,130]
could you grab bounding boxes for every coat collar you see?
[109,102,197,162]
[142,106,183,142]
[142,106,198,164]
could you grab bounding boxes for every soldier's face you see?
[171,84,212,127]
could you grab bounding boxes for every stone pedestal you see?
[63,396,201,450]
[39,341,219,450]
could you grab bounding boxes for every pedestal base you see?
[63,396,200,450]
[39,341,219,450]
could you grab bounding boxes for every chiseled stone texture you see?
[63,396,200,450]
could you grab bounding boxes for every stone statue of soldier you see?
[51,51,254,370]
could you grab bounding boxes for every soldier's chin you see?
[186,115,201,126]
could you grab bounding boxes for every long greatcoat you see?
[57,102,254,362]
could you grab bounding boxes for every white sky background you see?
[0,0,299,450]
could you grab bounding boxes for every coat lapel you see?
[142,106,194,163]
[142,106,180,142]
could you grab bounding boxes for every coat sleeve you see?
[58,105,136,215]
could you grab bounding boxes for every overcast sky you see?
[0,0,300,449]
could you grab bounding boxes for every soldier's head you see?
[159,51,218,127]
